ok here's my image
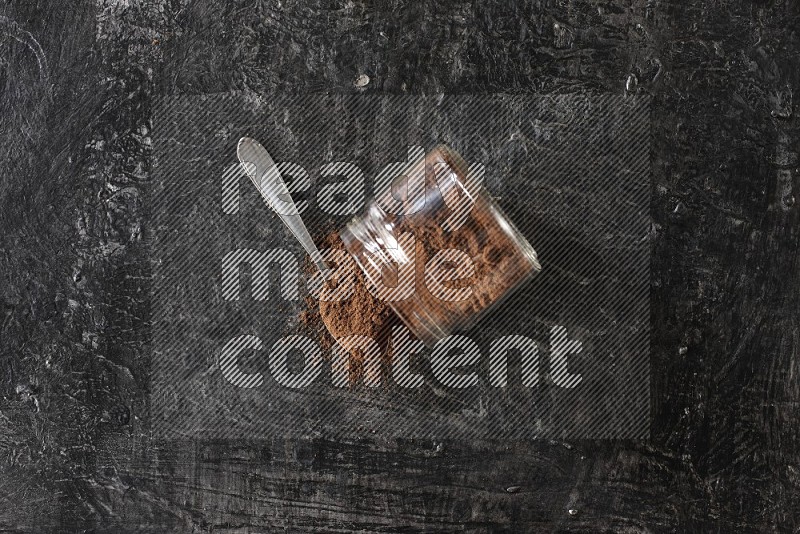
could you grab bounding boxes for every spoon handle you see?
[237,137,328,273]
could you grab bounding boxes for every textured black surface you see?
[1,0,799,532]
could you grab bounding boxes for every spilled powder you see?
[299,231,399,385]
[321,231,396,346]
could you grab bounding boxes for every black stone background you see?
[0,0,798,532]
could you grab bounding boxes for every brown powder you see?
[394,191,535,325]
[301,145,539,367]
[299,231,399,386]
[318,233,396,343]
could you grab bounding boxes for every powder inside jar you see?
[339,145,540,346]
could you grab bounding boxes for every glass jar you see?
[339,145,541,347]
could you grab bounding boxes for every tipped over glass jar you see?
[335,145,541,347]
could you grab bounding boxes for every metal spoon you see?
[237,137,329,275]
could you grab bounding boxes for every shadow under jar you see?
[339,145,541,347]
